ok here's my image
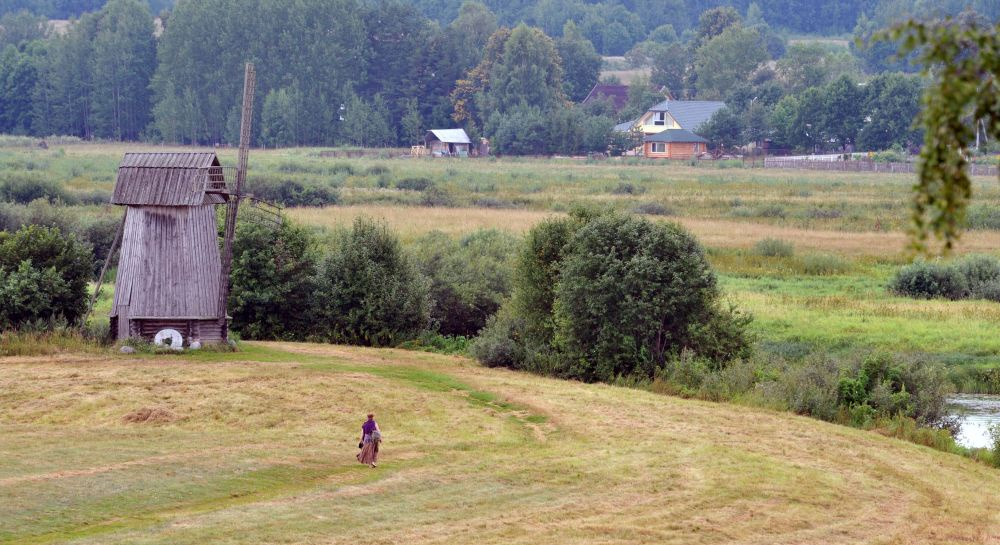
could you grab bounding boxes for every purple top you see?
[362,419,376,435]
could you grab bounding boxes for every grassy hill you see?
[2,342,998,544]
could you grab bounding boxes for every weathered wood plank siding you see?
[112,205,222,319]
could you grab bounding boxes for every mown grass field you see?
[5,142,1000,388]
[2,342,999,544]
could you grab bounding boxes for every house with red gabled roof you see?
[581,84,629,113]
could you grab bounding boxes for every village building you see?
[642,129,708,159]
[424,129,471,157]
[615,99,725,159]
[581,83,630,113]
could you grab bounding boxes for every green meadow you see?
[4,142,1000,391]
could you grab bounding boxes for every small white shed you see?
[424,129,471,157]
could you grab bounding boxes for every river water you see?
[949,394,1000,449]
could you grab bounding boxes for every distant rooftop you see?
[426,129,471,144]
[582,84,629,112]
[648,100,726,132]
[643,129,709,144]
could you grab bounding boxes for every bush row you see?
[1,172,109,205]
[0,200,118,276]
[228,217,517,344]
[890,255,1000,301]
[652,350,956,436]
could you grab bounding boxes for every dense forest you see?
[5,0,1000,39]
[0,0,996,152]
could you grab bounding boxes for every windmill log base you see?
[110,317,229,346]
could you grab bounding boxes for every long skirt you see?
[357,438,379,465]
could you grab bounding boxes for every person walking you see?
[357,413,381,468]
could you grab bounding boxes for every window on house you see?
[652,143,666,153]
[654,112,666,126]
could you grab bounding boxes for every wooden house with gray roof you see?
[614,99,725,158]
[110,152,233,344]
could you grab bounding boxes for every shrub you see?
[328,162,356,175]
[471,306,528,368]
[412,229,517,336]
[805,207,843,219]
[511,213,587,349]
[0,172,72,204]
[80,215,121,276]
[631,202,673,216]
[770,355,842,421]
[474,213,590,370]
[756,204,787,218]
[611,182,647,195]
[955,254,1000,299]
[553,213,750,381]
[420,186,455,207]
[247,176,340,207]
[836,353,953,428]
[890,260,967,299]
[966,205,1000,230]
[316,217,429,346]
[395,177,433,191]
[76,189,111,205]
[398,331,472,354]
[0,225,93,328]
[366,164,390,176]
[473,197,519,209]
[229,221,319,340]
[0,202,24,231]
[753,238,794,257]
[799,253,851,275]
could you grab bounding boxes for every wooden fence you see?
[762,157,999,177]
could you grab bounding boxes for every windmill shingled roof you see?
[648,100,726,131]
[112,152,226,206]
[119,152,219,169]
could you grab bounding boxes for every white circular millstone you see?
[153,329,184,351]
[119,346,136,354]
[189,341,202,350]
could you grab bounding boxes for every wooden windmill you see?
[96,63,280,347]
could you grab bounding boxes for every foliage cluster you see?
[473,210,752,382]
[0,224,92,328]
[411,229,517,337]
[890,254,1000,301]
[229,216,520,347]
[229,216,430,346]
[652,350,955,433]
[0,199,118,275]
[246,175,340,207]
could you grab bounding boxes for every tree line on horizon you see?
[0,0,989,154]
[4,0,1000,51]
